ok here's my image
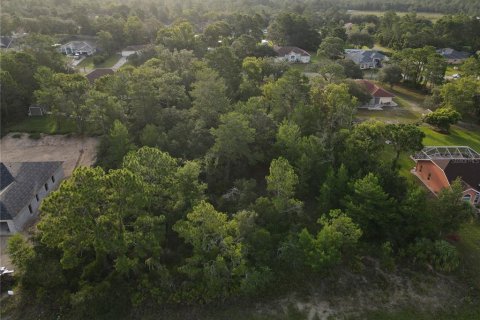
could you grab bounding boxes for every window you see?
[28,204,33,214]
[51,176,55,183]
[462,194,472,202]
[419,165,423,172]
[44,183,48,191]
[427,173,431,180]
[35,194,39,202]
[474,193,480,204]
[0,222,10,233]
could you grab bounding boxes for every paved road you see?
[112,56,128,71]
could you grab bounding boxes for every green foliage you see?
[268,12,321,51]
[432,178,475,237]
[345,173,398,243]
[98,120,135,169]
[439,77,480,118]
[317,37,345,59]
[172,201,253,302]
[379,64,403,88]
[406,238,460,272]
[282,210,362,272]
[423,107,461,133]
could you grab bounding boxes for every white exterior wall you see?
[379,97,393,104]
[10,166,65,233]
[277,52,310,64]
[121,50,136,57]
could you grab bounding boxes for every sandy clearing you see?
[0,133,100,177]
[0,133,100,269]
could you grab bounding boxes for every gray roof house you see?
[0,36,14,49]
[0,162,64,234]
[436,48,471,64]
[59,41,96,56]
[345,49,388,69]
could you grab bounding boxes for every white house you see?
[357,80,397,110]
[0,162,64,235]
[345,49,388,69]
[274,46,311,63]
[59,41,96,56]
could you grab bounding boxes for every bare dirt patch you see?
[0,134,99,269]
[0,133,99,177]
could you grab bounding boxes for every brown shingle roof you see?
[86,68,114,84]
[357,80,395,98]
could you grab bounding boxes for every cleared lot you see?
[0,133,99,269]
[0,133,99,177]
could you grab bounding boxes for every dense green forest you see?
[1,0,480,319]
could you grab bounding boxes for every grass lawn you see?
[456,222,480,289]
[421,126,480,151]
[4,115,76,135]
[77,53,121,70]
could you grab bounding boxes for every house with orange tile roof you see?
[411,146,480,206]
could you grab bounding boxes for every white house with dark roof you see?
[345,49,388,69]
[59,41,96,56]
[274,46,311,63]
[436,48,471,64]
[0,162,64,235]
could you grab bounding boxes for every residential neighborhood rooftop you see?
[412,146,480,161]
[273,46,310,56]
[436,48,470,60]
[0,162,63,220]
[86,68,115,84]
[357,80,395,98]
[344,49,387,65]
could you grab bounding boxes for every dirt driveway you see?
[0,133,99,177]
[0,133,99,269]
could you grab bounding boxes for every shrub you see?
[423,107,461,133]
[407,238,460,272]
[12,133,23,138]
[93,54,107,66]
[28,132,41,140]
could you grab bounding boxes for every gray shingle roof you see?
[0,162,63,220]
[436,48,470,60]
[345,49,387,64]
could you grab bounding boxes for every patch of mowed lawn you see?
[421,126,480,151]
[77,53,121,70]
[456,223,480,290]
[5,115,76,135]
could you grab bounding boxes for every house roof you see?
[0,162,63,220]
[357,80,395,98]
[413,146,480,192]
[61,41,95,51]
[443,161,480,191]
[85,68,114,84]
[345,49,387,64]
[273,46,310,57]
[0,36,13,48]
[436,48,470,60]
